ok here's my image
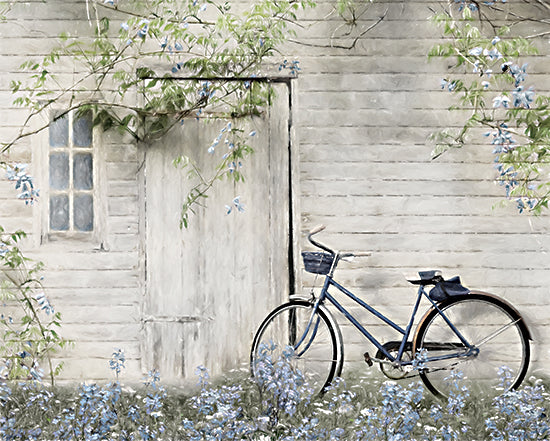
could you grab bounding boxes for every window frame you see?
[38,108,106,245]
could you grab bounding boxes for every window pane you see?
[50,195,69,231]
[49,113,69,147]
[49,153,69,190]
[74,194,93,232]
[73,111,93,147]
[74,153,93,190]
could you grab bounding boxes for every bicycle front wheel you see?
[413,293,530,398]
[250,300,343,395]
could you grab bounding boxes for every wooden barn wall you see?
[292,0,550,378]
[0,0,549,383]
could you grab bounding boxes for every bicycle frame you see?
[306,274,477,367]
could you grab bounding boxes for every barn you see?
[0,0,548,384]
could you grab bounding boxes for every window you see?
[48,110,94,233]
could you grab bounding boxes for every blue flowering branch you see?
[0,165,69,385]
[1,0,321,227]
[173,123,256,227]
[3,163,39,205]
[429,2,550,214]
[0,226,70,385]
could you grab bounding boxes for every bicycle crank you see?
[375,341,418,380]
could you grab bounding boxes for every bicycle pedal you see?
[363,352,373,367]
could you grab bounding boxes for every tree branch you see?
[288,8,388,50]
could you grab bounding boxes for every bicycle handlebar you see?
[307,226,371,258]
[308,224,326,236]
[307,225,333,254]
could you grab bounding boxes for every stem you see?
[19,281,57,386]
[1,248,59,385]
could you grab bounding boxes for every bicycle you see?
[250,225,531,397]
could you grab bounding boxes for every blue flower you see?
[225,196,245,214]
[512,85,535,108]
[198,80,213,98]
[29,365,44,381]
[279,59,301,75]
[0,244,9,257]
[493,95,511,108]
[483,47,502,60]
[508,63,528,86]
[468,46,483,56]
[35,292,54,315]
[137,19,149,39]
[228,161,242,173]
[109,348,126,377]
[233,196,245,212]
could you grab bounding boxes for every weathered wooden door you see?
[142,83,291,382]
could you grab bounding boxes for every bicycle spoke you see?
[473,319,521,348]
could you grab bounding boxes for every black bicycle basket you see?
[302,251,335,275]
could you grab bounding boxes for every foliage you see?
[0,165,69,385]
[429,1,550,214]
[1,0,317,225]
[0,347,548,440]
[0,0,390,225]
[0,1,14,21]
[0,226,70,385]
[334,0,374,28]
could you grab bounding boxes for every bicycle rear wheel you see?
[413,293,530,398]
[250,300,343,395]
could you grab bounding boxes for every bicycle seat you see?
[405,270,443,286]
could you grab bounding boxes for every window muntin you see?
[48,110,94,233]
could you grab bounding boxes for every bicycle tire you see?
[413,292,530,398]
[250,300,343,395]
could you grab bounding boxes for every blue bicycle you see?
[250,226,531,397]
